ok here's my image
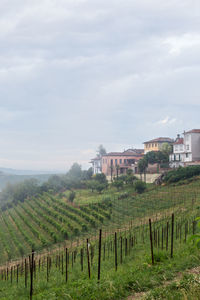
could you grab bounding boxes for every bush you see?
[164,166,200,184]
[118,192,129,200]
[68,191,76,203]
[134,180,146,194]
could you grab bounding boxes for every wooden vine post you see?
[149,219,154,265]
[114,232,118,271]
[97,229,102,282]
[65,248,68,283]
[30,249,34,300]
[171,213,174,258]
[86,239,91,279]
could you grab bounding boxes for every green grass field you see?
[0,177,200,299]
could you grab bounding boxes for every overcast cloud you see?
[0,0,200,171]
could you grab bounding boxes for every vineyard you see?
[0,177,200,299]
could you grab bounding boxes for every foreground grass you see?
[0,239,200,299]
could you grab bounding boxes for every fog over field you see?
[0,0,200,171]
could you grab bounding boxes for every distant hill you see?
[0,169,57,192]
[0,167,57,176]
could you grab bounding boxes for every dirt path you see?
[126,266,200,300]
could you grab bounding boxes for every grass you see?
[1,177,200,264]
[1,177,200,299]
[0,232,200,299]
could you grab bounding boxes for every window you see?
[186,153,189,158]
[186,145,189,151]
[119,159,122,164]
[124,159,127,164]
[111,159,113,165]
[115,159,117,165]
[155,143,157,147]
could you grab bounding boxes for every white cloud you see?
[156,116,177,126]
[0,1,200,170]
[163,34,200,55]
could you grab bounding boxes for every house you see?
[169,135,185,168]
[101,149,144,177]
[169,129,200,168]
[90,157,102,174]
[144,137,174,154]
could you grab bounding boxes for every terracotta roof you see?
[184,129,200,134]
[124,149,144,154]
[103,149,144,157]
[90,157,101,161]
[144,137,174,144]
[174,138,184,145]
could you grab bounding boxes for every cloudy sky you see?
[0,0,200,171]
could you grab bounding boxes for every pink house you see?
[101,149,144,176]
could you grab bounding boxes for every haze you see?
[0,0,200,171]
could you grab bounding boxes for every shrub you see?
[134,180,146,194]
[68,191,76,202]
[118,192,129,200]
[164,166,200,184]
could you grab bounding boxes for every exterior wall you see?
[102,155,142,176]
[170,131,200,168]
[144,141,170,154]
[173,143,184,154]
[184,132,200,162]
[144,143,159,154]
[91,159,102,174]
[190,133,200,161]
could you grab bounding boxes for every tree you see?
[97,145,106,158]
[161,143,173,155]
[138,158,148,182]
[110,164,113,182]
[87,180,99,192]
[95,183,107,194]
[145,151,157,164]
[112,178,124,190]
[68,163,82,178]
[68,191,76,203]
[116,165,120,178]
[95,173,108,185]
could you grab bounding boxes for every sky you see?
[0,0,200,172]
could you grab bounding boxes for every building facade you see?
[90,157,102,174]
[101,149,144,177]
[169,129,200,168]
[144,137,174,154]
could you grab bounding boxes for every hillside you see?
[0,177,200,299]
[0,178,199,264]
[0,172,52,192]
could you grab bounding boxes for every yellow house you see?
[144,137,174,154]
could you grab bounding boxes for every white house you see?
[90,157,102,174]
[169,135,185,168]
[169,129,200,168]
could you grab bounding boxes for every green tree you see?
[68,163,82,178]
[68,191,76,203]
[116,165,120,178]
[112,178,124,190]
[161,142,173,155]
[138,158,148,182]
[95,173,108,185]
